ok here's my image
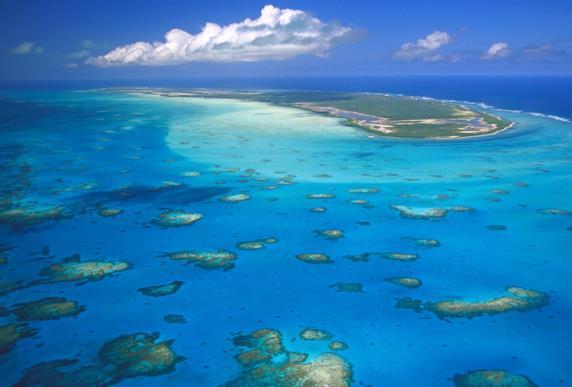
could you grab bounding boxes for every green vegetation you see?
[310,93,459,119]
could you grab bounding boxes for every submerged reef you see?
[227,328,352,386]
[385,277,422,289]
[306,193,336,200]
[0,206,66,227]
[300,328,332,341]
[152,210,203,227]
[0,281,27,296]
[98,332,181,380]
[236,237,278,250]
[97,207,123,217]
[0,323,37,354]
[450,206,476,213]
[315,229,344,240]
[0,246,9,265]
[390,205,447,220]
[537,208,570,216]
[17,332,182,385]
[347,187,379,194]
[382,252,419,262]
[219,193,251,203]
[11,297,86,321]
[233,328,285,367]
[330,282,364,293]
[486,225,507,231]
[35,257,131,285]
[163,314,186,324]
[328,341,349,351]
[409,238,441,248]
[344,252,381,262]
[296,253,333,264]
[349,199,374,208]
[165,250,237,271]
[181,171,201,177]
[453,369,538,387]
[138,281,183,297]
[236,241,265,250]
[396,287,549,319]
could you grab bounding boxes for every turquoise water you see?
[0,89,571,385]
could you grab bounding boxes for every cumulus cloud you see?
[10,42,44,55]
[393,31,452,61]
[87,5,352,67]
[482,42,511,60]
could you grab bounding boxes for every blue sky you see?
[1,0,571,80]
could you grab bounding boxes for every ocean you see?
[0,77,570,386]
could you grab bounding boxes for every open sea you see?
[0,77,571,386]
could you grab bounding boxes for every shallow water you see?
[0,89,571,386]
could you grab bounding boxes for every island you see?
[113,88,514,140]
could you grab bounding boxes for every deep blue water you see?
[0,79,571,386]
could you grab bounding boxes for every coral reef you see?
[537,208,570,216]
[219,193,251,203]
[236,237,278,250]
[138,281,183,297]
[300,328,332,341]
[329,341,349,351]
[330,282,364,293]
[0,206,66,227]
[227,328,352,386]
[163,314,186,324]
[347,188,379,194]
[12,297,86,321]
[152,210,203,227]
[385,277,422,289]
[390,205,447,219]
[382,252,419,262]
[0,323,37,354]
[396,287,549,319]
[165,250,237,270]
[453,369,537,387]
[17,332,182,385]
[36,257,130,285]
[409,238,440,248]
[296,253,333,264]
[315,229,344,240]
[97,207,123,217]
[306,193,336,199]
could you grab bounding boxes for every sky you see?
[1,0,572,81]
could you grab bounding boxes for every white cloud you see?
[482,42,511,60]
[10,42,44,55]
[67,49,91,59]
[87,5,352,67]
[393,31,452,61]
[65,62,79,69]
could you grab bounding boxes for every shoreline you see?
[102,87,519,141]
